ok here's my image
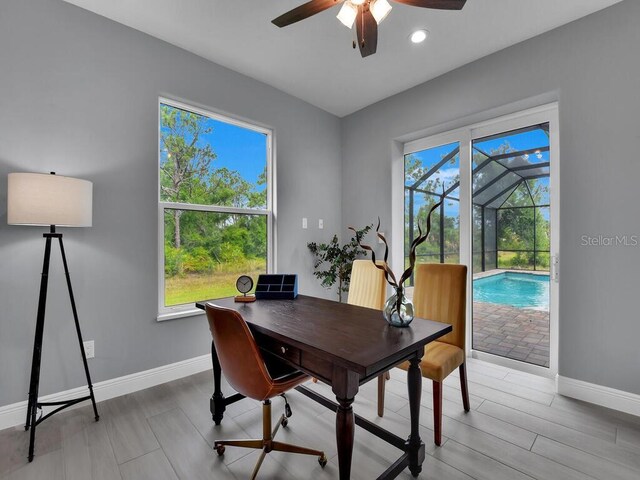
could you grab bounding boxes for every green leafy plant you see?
[308,225,372,302]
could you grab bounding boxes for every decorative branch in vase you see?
[349,197,442,327]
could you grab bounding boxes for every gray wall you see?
[2,0,639,409]
[342,0,640,394]
[0,0,342,407]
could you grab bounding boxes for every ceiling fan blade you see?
[356,5,378,58]
[272,0,343,28]
[391,0,466,10]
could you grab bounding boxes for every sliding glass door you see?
[471,124,552,368]
[397,105,559,375]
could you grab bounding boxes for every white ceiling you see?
[64,0,623,117]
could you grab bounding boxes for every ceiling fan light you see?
[410,29,428,44]
[350,0,366,5]
[337,2,358,28]
[371,0,392,25]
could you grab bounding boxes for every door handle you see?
[551,255,559,283]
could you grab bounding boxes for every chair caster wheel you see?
[318,453,328,468]
[281,417,288,428]
[214,444,225,456]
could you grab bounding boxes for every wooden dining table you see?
[196,295,451,479]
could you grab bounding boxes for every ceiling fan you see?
[272,0,467,58]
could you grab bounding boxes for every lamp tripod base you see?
[24,228,99,462]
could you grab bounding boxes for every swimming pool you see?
[473,272,549,310]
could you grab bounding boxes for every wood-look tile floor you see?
[2,358,640,479]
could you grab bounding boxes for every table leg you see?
[332,367,359,480]
[210,340,226,425]
[406,352,425,477]
[336,397,355,479]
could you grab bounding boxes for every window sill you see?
[157,307,204,322]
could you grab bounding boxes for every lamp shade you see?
[8,173,93,227]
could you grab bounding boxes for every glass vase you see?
[383,287,414,327]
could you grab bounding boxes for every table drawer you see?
[258,335,301,365]
[300,351,333,382]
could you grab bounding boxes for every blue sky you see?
[473,128,550,164]
[202,119,267,187]
[161,104,267,191]
[406,141,461,219]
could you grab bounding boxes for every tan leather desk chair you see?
[347,259,390,417]
[205,304,327,479]
[389,263,470,445]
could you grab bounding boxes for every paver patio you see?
[473,301,550,367]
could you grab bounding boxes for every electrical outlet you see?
[318,219,324,229]
[302,217,307,229]
[83,340,94,359]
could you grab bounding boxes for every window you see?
[404,141,461,284]
[158,99,273,317]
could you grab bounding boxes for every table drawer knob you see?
[281,346,287,354]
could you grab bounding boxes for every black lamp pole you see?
[24,210,99,462]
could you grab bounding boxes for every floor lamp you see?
[7,172,99,462]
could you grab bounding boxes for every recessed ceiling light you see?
[410,29,428,44]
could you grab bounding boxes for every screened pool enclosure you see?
[473,125,550,273]
[405,123,551,277]
[404,122,552,368]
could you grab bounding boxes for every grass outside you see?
[165,268,265,306]
[497,251,550,271]
[498,251,529,269]
[405,254,461,269]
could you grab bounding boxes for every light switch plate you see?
[83,340,94,359]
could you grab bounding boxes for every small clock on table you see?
[235,275,256,303]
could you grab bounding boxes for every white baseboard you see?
[0,354,212,431]
[557,375,640,417]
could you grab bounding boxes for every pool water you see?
[473,272,549,310]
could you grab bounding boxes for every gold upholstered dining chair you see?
[347,259,389,417]
[380,263,469,446]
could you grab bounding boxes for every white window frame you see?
[157,97,275,321]
[393,103,559,377]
